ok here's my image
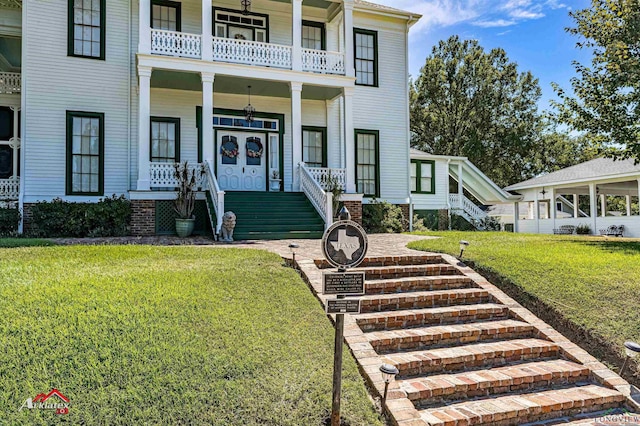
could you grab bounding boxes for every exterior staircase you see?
[303,254,638,425]
[449,194,488,230]
[223,192,324,240]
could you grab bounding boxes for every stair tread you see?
[359,288,491,305]
[418,385,624,426]
[400,359,590,402]
[356,303,508,321]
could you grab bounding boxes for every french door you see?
[217,131,266,191]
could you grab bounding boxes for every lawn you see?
[0,245,382,426]
[408,232,640,360]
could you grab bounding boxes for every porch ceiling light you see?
[244,85,256,123]
[241,0,251,15]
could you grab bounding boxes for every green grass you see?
[0,238,56,248]
[408,232,640,352]
[0,246,382,426]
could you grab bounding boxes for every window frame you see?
[410,159,435,194]
[302,126,327,168]
[353,28,378,87]
[150,116,181,163]
[302,20,326,51]
[66,111,105,196]
[354,129,380,198]
[151,0,182,32]
[67,0,106,60]
[213,7,270,43]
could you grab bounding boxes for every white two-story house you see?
[0,0,420,239]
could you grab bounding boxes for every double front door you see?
[217,132,266,191]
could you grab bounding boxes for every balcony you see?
[0,72,20,94]
[149,30,346,75]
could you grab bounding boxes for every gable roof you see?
[505,157,640,191]
[354,0,422,22]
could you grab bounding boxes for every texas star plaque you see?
[321,220,368,269]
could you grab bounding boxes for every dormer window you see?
[214,8,268,43]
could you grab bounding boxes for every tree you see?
[552,0,640,162]
[410,36,544,187]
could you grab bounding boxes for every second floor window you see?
[152,0,181,31]
[354,29,378,86]
[302,21,325,50]
[69,0,106,59]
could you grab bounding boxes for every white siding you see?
[411,159,450,211]
[23,0,131,202]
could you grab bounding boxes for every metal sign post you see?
[321,215,368,426]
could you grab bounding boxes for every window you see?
[355,130,379,197]
[0,107,16,180]
[556,201,563,212]
[152,0,181,31]
[354,29,377,86]
[66,111,104,195]
[302,21,325,50]
[410,160,435,194]
[151,117,180,163]
[214,8,268,42]
[302,127,326,168]
[68,0,106,59]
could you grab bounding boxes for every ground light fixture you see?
[379,363,399,406]
[620,341,640,375]
[289,243,299,265]
[459,240,470,259]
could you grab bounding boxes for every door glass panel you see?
[229,26,253,41]
[221,135,238,165]
[246,137,263,166]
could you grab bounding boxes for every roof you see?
[505,157,640,191]
[354,0,422,21]
[409,148,467,161]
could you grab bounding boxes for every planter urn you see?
[175,218,195,237]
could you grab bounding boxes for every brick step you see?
[355,264,463,280]
[527,408,638,425]
[315,255,445,269]
[400,359,591,407]
[359,288,492,314]
[382,338,559,377]
[419,384,625,426]
[367,319,534,353]
[355,303,510,331]
[364,275,475,295]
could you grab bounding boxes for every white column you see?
[343,87,355,193]
[201,0,213,61]
[137,67,152,190]
[343,0,355,78]
[533,190,540,233]
[550,187,556,232]
[457,162,463,208]
[290,82,303,191]
[138,0,151,54]
[513,202,519,233]
[292,0,303,71]
[573,194,579,218]
[626,195,632,216]
[600,193,607,217]
[201,72,215,163]
[10,106,19,180]
[589,183,597,231]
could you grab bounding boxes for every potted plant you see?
[325,172,344,219]
[270,170,281,192]
[173,161,202,237]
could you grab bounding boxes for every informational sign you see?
[323,272,365,295]
[326,299,361,315]
[321,220,368,269]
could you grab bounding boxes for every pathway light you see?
[379,363,399,406]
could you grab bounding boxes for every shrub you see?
[362,199,406,233]
[0,208,20,237]
[29,195,131,238]
[576,223,591,235]
[450,214,476,231]
[412,214,430,232]
[475,216,502,231]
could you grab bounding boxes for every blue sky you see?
[373,0,593,111]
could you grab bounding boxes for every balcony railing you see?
[0,178,20,200]
[149,163,205,189]
[0,72,20,94]
[148,30,346,75]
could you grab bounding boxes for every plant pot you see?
[269,179,282,192]
[175,218,195,237]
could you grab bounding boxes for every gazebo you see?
[504,157,640,237]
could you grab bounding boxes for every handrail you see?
[205,160,225,235]
[449,193,487,221]
[301,48,345,75]
[212,36,292,69]
[306,167,346,190]
[151,29,202,58]
[300,163,332,229]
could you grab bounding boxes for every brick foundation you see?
[398,204,410,231]
[342,200,362,225]
[22,203,35,234]
[438,209,449,231]
[131,200,155,236]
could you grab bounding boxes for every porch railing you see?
[449,193,488,228]
[0,72,20,94]
[149,163,206,188]
[204,160,225,236]
[301,49,345,75]
[0,178,20,200]
[306,167,346,191]
[151,29,202,58]
[300,163,332,229]
[212,37,292,69]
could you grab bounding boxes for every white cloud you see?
[509,9,545,19]
[472,19,517,28]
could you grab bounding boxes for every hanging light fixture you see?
[244,85,256,123]
[241,0,251,15]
